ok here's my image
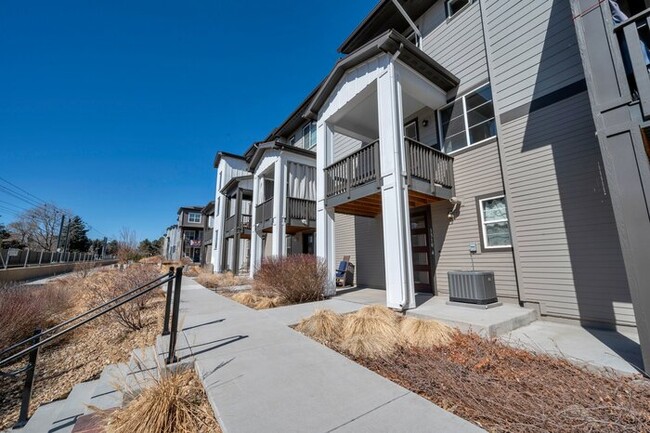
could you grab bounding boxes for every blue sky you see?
[0,0,376,241]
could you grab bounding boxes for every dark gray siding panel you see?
[483,0,585,112]
[431,141,518,299]
[417,1,489,94]
[499,91,634,325]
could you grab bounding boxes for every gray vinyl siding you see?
[335,213,386,288]
[404,107,438,146]
[333,132,363,161]
[482,0,585,112]
[417,1,489,94]
[498,91,634,325]
[431,140,518,299]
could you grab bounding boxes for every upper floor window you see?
[188,212,202,223]
[289,135,296,146]
[404,119,419,141]
[446,0,470,18]
[438,83,496,154]
[303,122,317,149]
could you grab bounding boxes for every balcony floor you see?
[334,190,446,217]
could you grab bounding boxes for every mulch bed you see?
[350,333,650,433]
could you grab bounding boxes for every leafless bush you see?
[86,265,161,331]
[73,261,96,279]
[0,283,73,348]
[360,332,650,433]
[252,255,327,304]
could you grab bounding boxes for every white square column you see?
[213,190,227,272]
[271,156,287,257]
[377,61,415,310]
[249,173,263,278]
[316,123,337,296]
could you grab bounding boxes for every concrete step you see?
[20,400,66,433]
[83,364,130,414]
[44,380,98,433]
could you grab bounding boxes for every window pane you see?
[465,86,493,110]
[469,120,496,144]
[466,104,495,127]
[482,198,507,222]
[442,132,468,153]
[309,123,317,148]
[405,121,418,140]
[485,222,511,246]
[447,0,469,16]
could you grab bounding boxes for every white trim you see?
[188,212,202,223]
[478,195,512,249]
[445,0,472,19]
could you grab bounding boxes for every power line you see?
[0,185,43,208]
[0,177,48,205]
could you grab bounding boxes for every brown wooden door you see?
[410,209,435,294]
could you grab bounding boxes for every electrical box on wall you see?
[469,242,477,253]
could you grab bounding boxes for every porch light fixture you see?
[422,119,429,127]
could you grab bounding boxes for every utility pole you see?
[55,214,66,252]
[62,219,71,254]
[102,237,107,259]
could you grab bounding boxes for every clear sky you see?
[0,0,376,241]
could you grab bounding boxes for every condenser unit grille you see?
[448,271,497,305]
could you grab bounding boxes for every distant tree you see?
[117,227,140,262]
[67,216,92,252]
[106,240,119,256]
[8,204,66,251]
[138,237,164,257]
[0,223,12,248]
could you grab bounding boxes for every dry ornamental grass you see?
[195,271,250,289]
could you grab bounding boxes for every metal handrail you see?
[0,266,185,429]
[0,273,170,360]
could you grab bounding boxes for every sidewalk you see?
[167,279,484,433]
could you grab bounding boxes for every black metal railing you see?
[404,138,455,190]
[325,140,380,198]
[286,197,316,222]
[0,267,185,429]
[0,249,113,270]
[614,8,650,117]
[255,197,274,225]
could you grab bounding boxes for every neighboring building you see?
[163,225,179,261]
[208,0,649,366]
[177,206,204,263]
[200,201,215,268]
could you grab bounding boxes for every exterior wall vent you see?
[447,271,497,305]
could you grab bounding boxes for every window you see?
[289,135,296,146]
[446,0,470,18]
[439,84,496,154]
[302,122,317,149]
[478,195,512,249]
[404,119,419,141]
[188,212,202,223]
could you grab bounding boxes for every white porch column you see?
[214,192,227,272]
[249,173,263,277]
[377,61,415,309]
[271,156,287,257]
[316,122,336,296]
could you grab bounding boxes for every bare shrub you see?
[73,261,96,279]
[86,265,161,331]
[0,283,73,348]
[99,366,220,433]
[196,271,249,289]
[252,255,327,304]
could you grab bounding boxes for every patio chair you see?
[335,255,355,287]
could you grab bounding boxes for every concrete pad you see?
[503,321,643,375]
[176,279,485,433]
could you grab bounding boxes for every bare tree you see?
[8,204,67,251]
[117,227,138,262]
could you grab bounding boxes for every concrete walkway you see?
[167,279,484,433]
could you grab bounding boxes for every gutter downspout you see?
[390,0,422,48]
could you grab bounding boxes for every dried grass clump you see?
[355,305,400,324]
[183,266,201,277]
[253,255,327,304]
[196,271,250,289]
[340,312,401,359]
[295,309,343,344]
[139,256,163,265]
[104,368,220,433]
[400,317,454,349]
[230,292,281,310]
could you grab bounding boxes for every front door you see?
[410,208,435,294]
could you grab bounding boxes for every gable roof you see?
[306,29,458,119]
[248,140,316,172]
[213,151,248,169]
[338,0,438,54]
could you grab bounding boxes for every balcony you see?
[325,138,454,216]
[255,197,316,233]
[224,213,252,238]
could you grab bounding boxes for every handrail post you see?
[346,157,352,198]
[374,141,381,188]
[167,267,183,364]
[14,329,41,429]
[162,267,175,336]
[405,139,412,187]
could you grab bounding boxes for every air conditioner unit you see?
[448,271,497,305]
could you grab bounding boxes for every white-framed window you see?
[478,195,512,249]
[445,0,471,18]
[438,83,496,154]
[404,119,419,141]
[188,212,202,223]
[302,122,317,149]
[289,135,296,146]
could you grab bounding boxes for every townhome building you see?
[210,0,650,367]
[176,206,205,263]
